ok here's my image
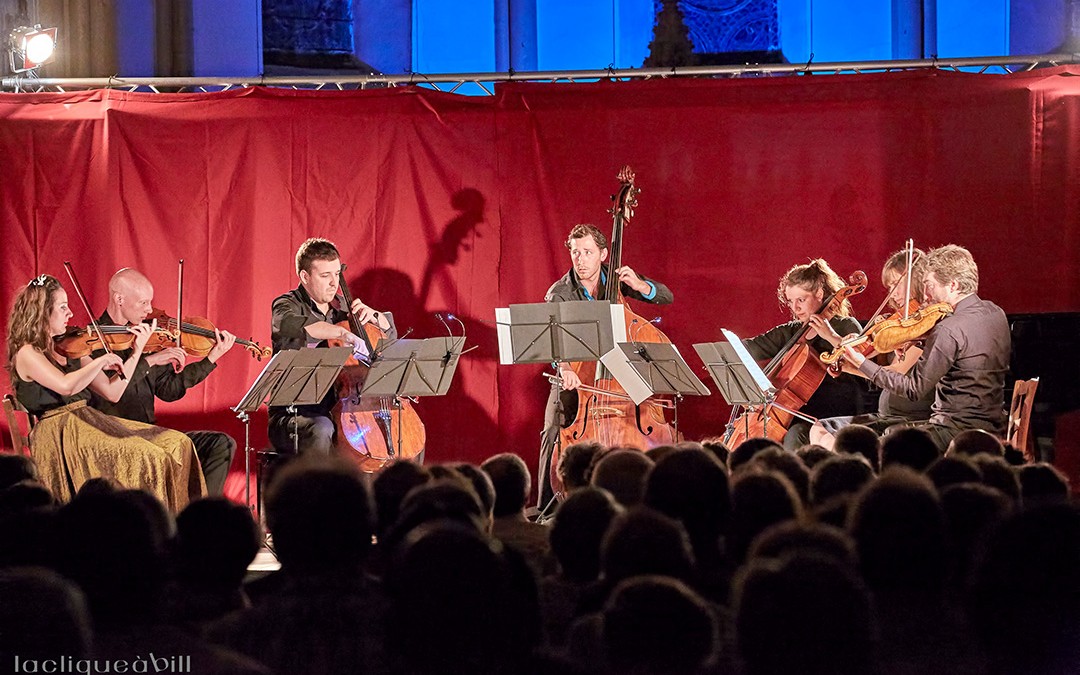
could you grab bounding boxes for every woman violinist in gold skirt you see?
[6,275,205,510]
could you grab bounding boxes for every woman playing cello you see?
[740,259,864,450]
[6,274,206,510]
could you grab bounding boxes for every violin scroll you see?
[243,341,273,361]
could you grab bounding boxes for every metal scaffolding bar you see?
[2,53,1076,94]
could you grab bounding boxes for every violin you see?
[145,308,272,360]
[725,270,868,448]
[53,324,171,360]
[330,265,425,473]
[553,167,679,497]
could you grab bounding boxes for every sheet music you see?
[495,307,513,365]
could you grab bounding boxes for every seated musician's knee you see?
[305,416,337,455]
[810,423,835,450]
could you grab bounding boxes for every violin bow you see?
[176,259,184,345]
[62,261,126,380]
[903,239,914,320]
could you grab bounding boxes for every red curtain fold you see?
[2,68,1078,499]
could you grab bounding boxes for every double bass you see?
[331,265,426,473]
[552,167,679,495]
[724,270,868,448]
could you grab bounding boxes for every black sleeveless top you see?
[13,355,90,418]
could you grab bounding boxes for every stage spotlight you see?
[9,25,58,73]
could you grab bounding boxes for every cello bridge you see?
[589,406,626,419]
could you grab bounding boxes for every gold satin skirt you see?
[30,400,207,512]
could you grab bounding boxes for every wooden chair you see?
[2,393,34,456]
[1006,378,1039,463]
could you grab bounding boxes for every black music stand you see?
[694,330,778,444]
[495,301,620,521]
[496,300,620,366]
[359,336,466,460]
[602,341,711,437]
[233,347,352,518]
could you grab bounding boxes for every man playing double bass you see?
[537,224,674,508]
[269,238,395,455]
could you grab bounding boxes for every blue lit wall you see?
[536,0,614,70]
[413,0,496,73]
[937,0,1009,57]
[362,0,1067,77]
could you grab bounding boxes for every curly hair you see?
[6,275,63,381]
[565,224,608,250]
[776,259,851,318]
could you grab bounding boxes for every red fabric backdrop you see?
[2,67,1079,500]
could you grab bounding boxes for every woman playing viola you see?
[6,275,206,509]
[809,248,935,449]
[742,259,864,450]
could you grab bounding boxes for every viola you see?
[331,266,425,473]
[552,167,679,497]
[145,308,272,361]
[818,300,952,373]
[818,298,921,375]
[867,302,953,352]
[724,270,868,448]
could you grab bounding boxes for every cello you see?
[724,269,868,448]
[552,166,679,495]
[331,265,426,473]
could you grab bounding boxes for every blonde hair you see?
[925,245,978,295]
[882,247,927,290]
[777,259,851,317]
[6,275,63,381]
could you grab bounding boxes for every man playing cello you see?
[269,238,395,456]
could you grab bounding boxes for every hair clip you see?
[27,274,49,287]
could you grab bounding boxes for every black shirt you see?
[14,357,89,418]
[743,316,865,420]
[89,311,216,424]
[860,294,1010,433]
[545,265,674,305]
[269,284,397,419]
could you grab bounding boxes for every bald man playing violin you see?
[89,268,238,495]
